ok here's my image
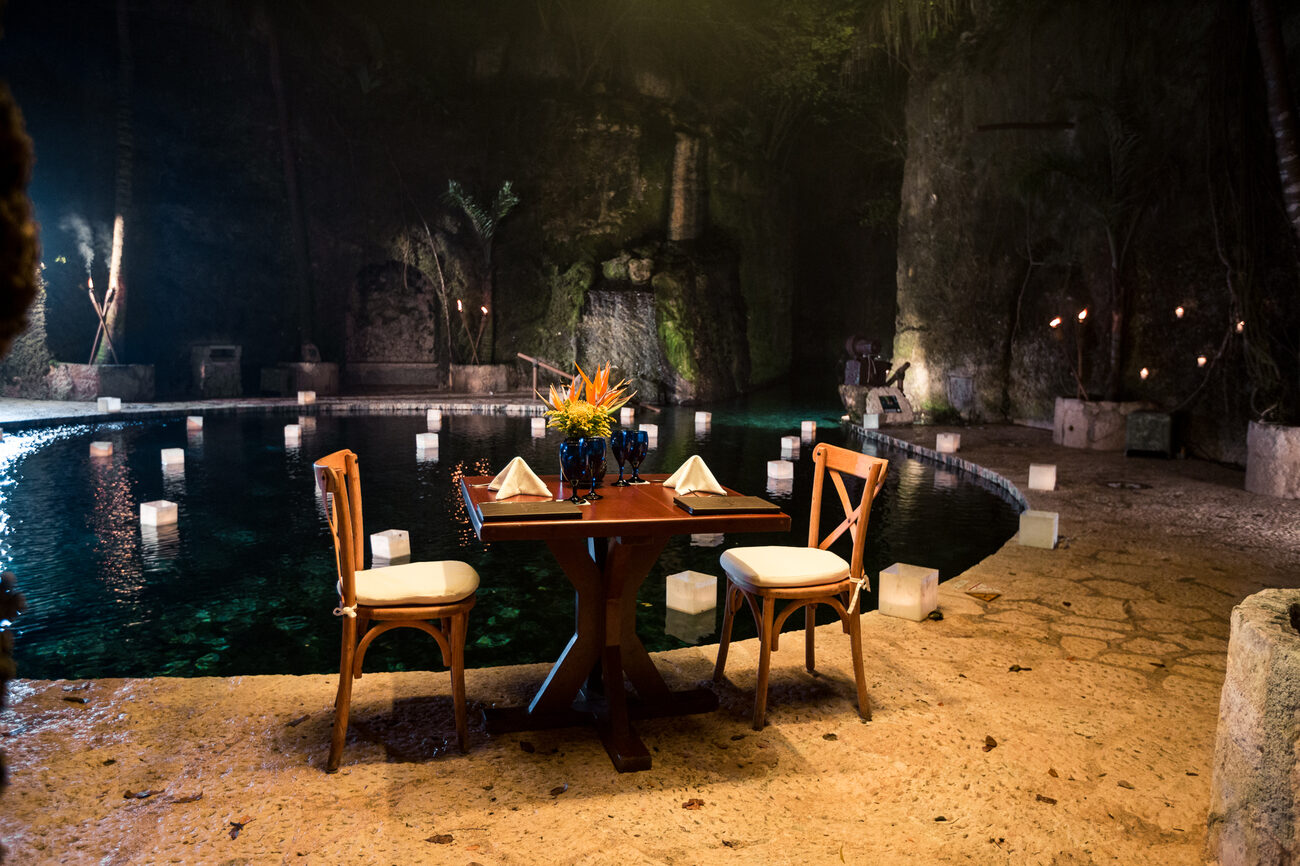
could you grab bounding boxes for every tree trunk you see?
[1251,0,1300,249]
[94,0,132,365]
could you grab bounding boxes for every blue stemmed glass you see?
[626,430,650,484]
[609,430,631,487]
[584,436,606,500]
[558,439,587,503]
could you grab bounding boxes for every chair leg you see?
[328,618,358,773]
[847,608,871,722]
[753,595,776,730]
[450,612,469,752]
[713,582,741,682]
[804,602,816,673]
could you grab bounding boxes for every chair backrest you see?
[807,443,889,583]
[313,449,364,606]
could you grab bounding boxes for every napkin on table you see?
[663,454,727,496]
[489,457,551,500]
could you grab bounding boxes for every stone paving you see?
[0,400,1297,864]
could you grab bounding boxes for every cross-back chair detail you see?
[713,442,889,729]
[313,449,478,772]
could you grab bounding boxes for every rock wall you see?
[892,1,1276,460]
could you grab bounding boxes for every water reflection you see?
[665,608,716,644]
[141,523,180,565]
[89,441,143,600]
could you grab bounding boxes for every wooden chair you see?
[313,449,478,772]
[713,442,889,729]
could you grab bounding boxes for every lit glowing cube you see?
[90,441,113,457]
[186,416,203,430]
[936,432,961,453]
[877,562,939,621]
[1018,510,1059,549]
[370,529,410,560]
[800,420,817,440]
[97,396,121,413]
[427,409,442,430]
[284,424,301,446]
[767,459,794,479]
[531,417,547,437]
[160,448,184,466]
[297,390,316,405]
[666,570,717,614]
[416,432,439,450]
[1028,463,1057,491]
[620,407,635,425]
[139,499,178,526]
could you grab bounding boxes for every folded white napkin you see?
[489,457,551,500]
[663,454,726,496]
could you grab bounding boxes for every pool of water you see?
[1,396,1022,679]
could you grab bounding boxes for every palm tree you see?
[443,180,519,363]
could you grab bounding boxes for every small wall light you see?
[1197,355,1208,368]
[1077,308,1088,322]
[1236,320,1245,333]
[1139,367,1150,380]
[1049,316,1062,329]
[1175,306,1185,319]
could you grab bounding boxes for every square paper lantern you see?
[186,416,203,430]
[936,432,961,453]
[140,499,178,526]
[694,411,712,425]
[531,416,547,438]
[370,529,410,560]
[427,408,442,430]
[160,448,184,467]
[666,570,717,614]
[297,390,316,405]
[620,407,635,425]
[862,413,880,430]
[800,420,817,439]
[639,423,658,440]
[878,563,939,621]
[767,459,794,479]
[1028,463,1057,492]
[284,424,301,446]
[97,396,121,413]
[780,435,799,457]
[416,432,439,450]
[90,441,113,457]
[1018,510,1059,549]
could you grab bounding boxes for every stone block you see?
[160,448,184,467]
[936,432,960,453]
[140,499,178,526]
[1053,397,1152,451]
[97,396,121,413]
[1018,510,1058,549]
[666,570,717,614]
[1028,464,1056,491]
[878,562,939,621]
[1206,589,1300,865]
[767,459,793,478]
[370,529,410,560]
[89,441,112,457]
[1245,421,1300,499]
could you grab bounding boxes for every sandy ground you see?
[1,412,1297,865]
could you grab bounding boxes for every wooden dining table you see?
[460,472,791,772]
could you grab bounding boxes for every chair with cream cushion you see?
[313,449,478,772]
[713,443,888,729]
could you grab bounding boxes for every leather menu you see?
[672,495,781,514]
[478,501,583,521]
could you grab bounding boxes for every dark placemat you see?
[672,495,781,515]
[478,501,582,521]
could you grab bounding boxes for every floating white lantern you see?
[694,411,712,427]
[1018,510,1059,549]
[767,459,794,479]
[666,570,717,614]
[186,416,203,430]
[297,390,316,405]
[90,441,113,457]
[139,499,178,526]
[427,409,442,430]
[877,562,939,621]
[936,432,961,453]
[639,423,658,444]
[780,435,800,457]
[416,432,439,450]
[531,416,547,437]
[97,396,121,413]
[1028,463,1057,492]
[370,529,410,560]
[284,424,301,446]
[800,420,817,440]
[620,407,635,425]
[160,448,184,467]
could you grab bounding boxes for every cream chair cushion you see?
[721,545,850,588]
[348,560,480,607]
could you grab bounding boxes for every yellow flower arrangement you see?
[539,363,634,438]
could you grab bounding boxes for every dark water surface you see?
[2,397,1020,678]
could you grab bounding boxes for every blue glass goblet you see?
[558,438,587,503]
[584,436,606,500]
[626,430,650,484]
[609,430,631,487]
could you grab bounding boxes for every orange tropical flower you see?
[537,363,636,437]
